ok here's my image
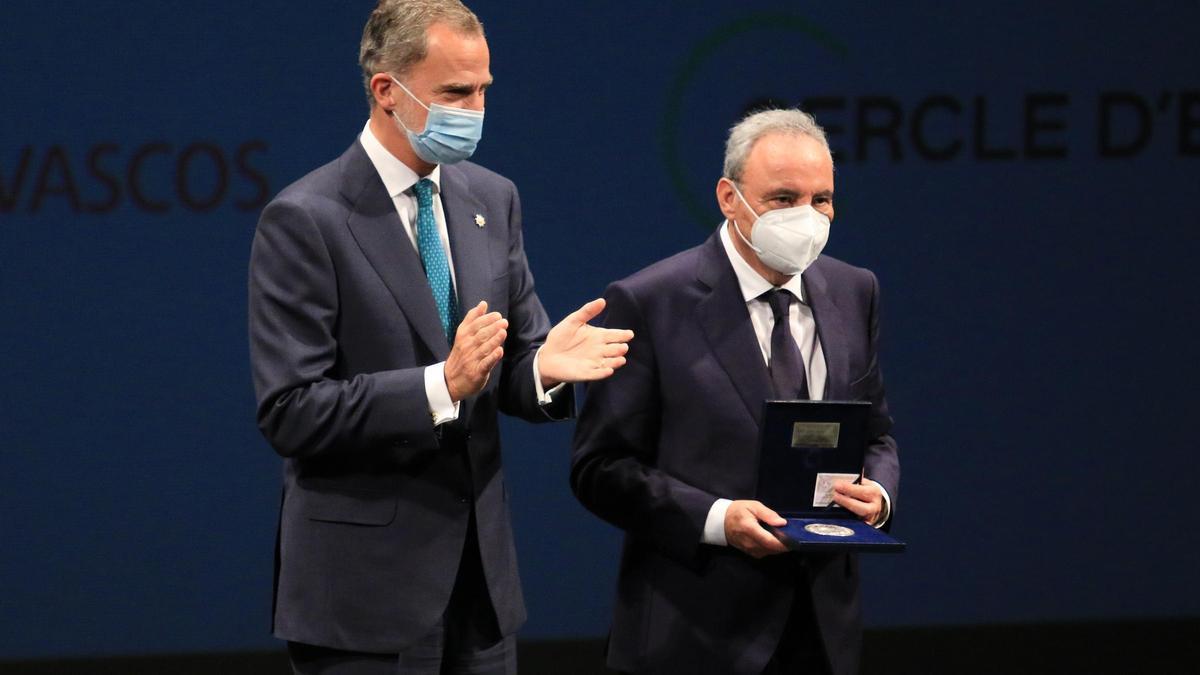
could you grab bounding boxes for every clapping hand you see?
[537,298,634,388]
[445,301,508,402]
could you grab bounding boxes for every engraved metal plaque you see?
[791,422,840,448]
[804,523,855,537]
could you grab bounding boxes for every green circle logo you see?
[660,13,848,228]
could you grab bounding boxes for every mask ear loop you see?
[389,75,431,134]
[389,76,431,112]
[729,181,760,220]
[726,179,764,254]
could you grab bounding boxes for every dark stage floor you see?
[3,619,1197,674]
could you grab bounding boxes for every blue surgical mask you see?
[390,76,484,165]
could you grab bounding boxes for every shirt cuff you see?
[866,478,892,528]
[533,346,566,405]
[701,498,732,546]
[425,362,460,426]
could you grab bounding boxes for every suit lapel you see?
[440,164,493,313]
[340,142,451,361]
[803,260,849,400]
[695,231,772,426]
[441,165,495,427]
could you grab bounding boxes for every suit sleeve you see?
[495,181,574,422]
[570,282,717,567]
[860,270,900,520]
[248,198,439,458]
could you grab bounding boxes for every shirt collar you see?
[718,220,806,304]
[359,120,441,198]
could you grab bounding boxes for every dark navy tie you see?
[413,178,457,343]
[764,289,810,400]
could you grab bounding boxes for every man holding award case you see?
[571,108,901,674]
[758,400,904,552]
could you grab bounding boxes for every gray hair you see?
[722,108,832,182]
[358,0,484,105]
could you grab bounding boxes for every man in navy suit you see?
[248,2,632,673]
[571,108,900,675]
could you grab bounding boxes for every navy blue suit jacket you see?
[248,140,570,652]
[571,230,899,675]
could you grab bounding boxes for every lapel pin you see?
[474,214,486,228]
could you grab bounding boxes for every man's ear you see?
[715,178,739,222]
[369,72,396,110]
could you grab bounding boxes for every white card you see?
[812,472,861,507]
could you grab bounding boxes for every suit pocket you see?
[294,486,397,526]
[847,368,875,399]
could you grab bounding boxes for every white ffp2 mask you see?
[729,182,830,276]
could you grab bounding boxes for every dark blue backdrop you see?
[3,0,1198,660]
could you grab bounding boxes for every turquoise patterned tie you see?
[412,178,457,343]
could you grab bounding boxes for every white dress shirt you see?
[701,222,890,545]
[358,122,559,424]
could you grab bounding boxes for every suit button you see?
[459,497,469,504]
[393,439,408,448]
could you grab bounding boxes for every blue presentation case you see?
[755,400,905,553]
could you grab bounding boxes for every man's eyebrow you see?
[435,79,494,94]
[762,188,800,198]
[435,83,474,94]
